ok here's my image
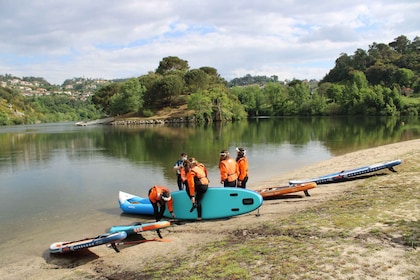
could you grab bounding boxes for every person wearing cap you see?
[148,185,176,221]
[173,152,188,190]
[219,149,238,187]
[236,147,249,188]
[184,157,209,221]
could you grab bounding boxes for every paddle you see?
[108,238,171,252]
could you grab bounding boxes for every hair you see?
[236,147,246,157]
[219,149,229,159]
[184,157,197,172]
[161,191,171,202]
[188,157,197,166]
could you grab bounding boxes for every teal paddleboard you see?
[163,187,263,220]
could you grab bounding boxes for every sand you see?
[1,139,419,280]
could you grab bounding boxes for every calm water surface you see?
[0,116,419,267]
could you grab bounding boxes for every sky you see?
[0,0,419,85]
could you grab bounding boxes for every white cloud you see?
[0,0,418,84]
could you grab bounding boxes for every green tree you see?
[184,69,209,93]
[109,78,145,115]
[91,82,120,114]
[321,53,352,83]
[365,62,397,86]
[187,90,213,122]
[151,74,184,107]
[231,85,266,117]
[349,70,368,90]
[199,67,227,86]
[287,80,311,114]
[156,56,189,75]
[393,68,415,87]
[263,82,288,115]
[389,35,411,54]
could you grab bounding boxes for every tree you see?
[349,70,368,90]
[365,62,397,86]
[351,48,372,71]
[231,85,265,117]
[389,35,411,54]
[321,53,352,83]
[139,72,162,107]
[263,82,288,115]
[151,74,184,107]
[199,67,227,85]
[156,56,189,75]
[187,90,213,122]
[392,68,415,87]
[91,83,120,114]
[368,42,398,63]
[184,69,209,93]
[109,78,145,115]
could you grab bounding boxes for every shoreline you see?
[2,139,419,280]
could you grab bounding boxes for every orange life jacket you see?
[187,164,209,197]
[237,157,248,181]
[192,165,209,186]
[220,158,238,182]
[148,185,173,212]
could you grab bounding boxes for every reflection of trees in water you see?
[1,116,419,176]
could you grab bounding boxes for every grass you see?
[109,152,420,280]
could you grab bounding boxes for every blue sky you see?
[0,0,419,85]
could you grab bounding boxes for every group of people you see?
[148,148,249,221]
[219,148,248,188]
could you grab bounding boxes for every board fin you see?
[110,243,120,253]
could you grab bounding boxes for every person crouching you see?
[148,185,176,221]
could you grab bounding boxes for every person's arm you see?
[173,161,181,172]
[238,160,246,181]
[187,172,195,197]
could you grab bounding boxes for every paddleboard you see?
[289,159,402,185]
[108,221,171,235]
[163,187,263,220]
[49,231,127,253]
[256,182,316,199]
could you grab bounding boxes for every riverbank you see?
[2,139,419,279]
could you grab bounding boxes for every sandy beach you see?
[1,139,419,280]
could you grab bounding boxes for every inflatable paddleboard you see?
[49,231,127,253]
[289,159,402,185]
[163,187,263,220]
[108,221,171,234]
[256,182,316,199]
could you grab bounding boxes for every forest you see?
[1,35,419,125]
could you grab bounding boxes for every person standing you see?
[236,147,249,188]
[219,149,238,187]
[173,152,187,190]
[185,157,209,221]
[148,185,176,221]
